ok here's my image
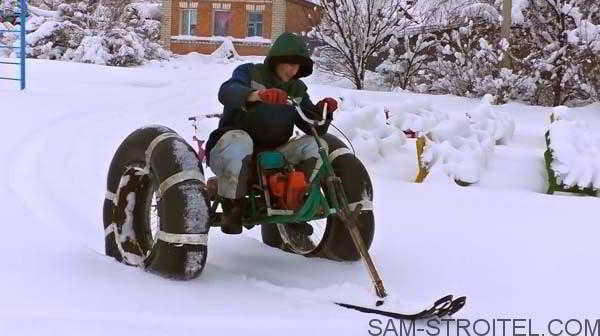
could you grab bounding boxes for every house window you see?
[181,9,197,36]
[247,12,263,37]
[213,10,231,36]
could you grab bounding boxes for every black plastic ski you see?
[334,295,466,320]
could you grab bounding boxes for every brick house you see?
[160,0,319,56]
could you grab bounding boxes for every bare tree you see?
[308,0,415,89]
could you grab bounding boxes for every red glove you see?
[258,88,288,105]
[316,98,338,115]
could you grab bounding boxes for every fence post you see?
[20,0,26,90]
[0,0,26,89]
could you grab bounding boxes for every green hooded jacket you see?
[249,32,314,105]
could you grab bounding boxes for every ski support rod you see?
[337,194,387,301]
[309,119,388,302]
[296,96,388,302]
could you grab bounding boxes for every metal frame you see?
[0,0,26,89]
[207,101,388,299]
[249,149,332,225]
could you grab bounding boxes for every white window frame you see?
[180,8,197,36]
[247,11,264,37]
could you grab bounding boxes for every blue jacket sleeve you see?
[218,63,255,110]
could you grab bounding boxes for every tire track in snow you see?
[6,84,194,252]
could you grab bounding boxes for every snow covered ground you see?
[1,55,599,335]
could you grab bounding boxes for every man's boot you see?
[221,198,244,234]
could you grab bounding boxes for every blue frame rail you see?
[0,0,26,89]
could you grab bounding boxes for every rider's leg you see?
[277,135,329,182]
[208,130,253,234]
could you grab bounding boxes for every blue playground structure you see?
[0,0,27,90]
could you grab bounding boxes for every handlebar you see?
[287,98,328,127]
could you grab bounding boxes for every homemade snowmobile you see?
[102,100,466,319]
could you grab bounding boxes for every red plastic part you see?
[268,173,287,199]
[267,171,308,210]
[285,171,308,210]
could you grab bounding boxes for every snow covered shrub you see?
[385,99,447,135]
[30,0,62,10]
[565,5,600,104]
[63,28,145,65]
[376,34,437,91]
[419,117,489,186]
[519,0,600,106]
[544,106,600,195]
[0,22,17,56]
[26,20,85,59]
[579,53,600,104]
[128,8,160,40]
[424,20,532,103]
[414,95,514,185]
[429,23,484,95]
[476,67,536,105]
[62,34,108,64]
[14,0,169,65]
[332,102,407,162]
[102,28,145,65]
[466,94,515,145]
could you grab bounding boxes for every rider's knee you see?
[300,135,328,158]
[220,130,254,155]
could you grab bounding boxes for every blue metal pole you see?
[19,0,26,90]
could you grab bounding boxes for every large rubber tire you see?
[103,125,210,280]
[261,223,284,249]
[260,134,375,261]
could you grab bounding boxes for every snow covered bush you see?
[26,20,85,59]
[0,21,17,56]
[330,95,408,162]
[564,3,600,104]
[372,14,536,104]
[425,20,536,104]
[2,0,170,65]
[410,95,514,185]
[369,0,599,107]
[519,0,600,106]
[376,34,437,92]
[62,28,146,65]
[31,0,62,10]
[544,106,600,195]
[307,0,600,107]
[385,99,448,135]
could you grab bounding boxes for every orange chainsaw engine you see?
[267,171,308,211]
